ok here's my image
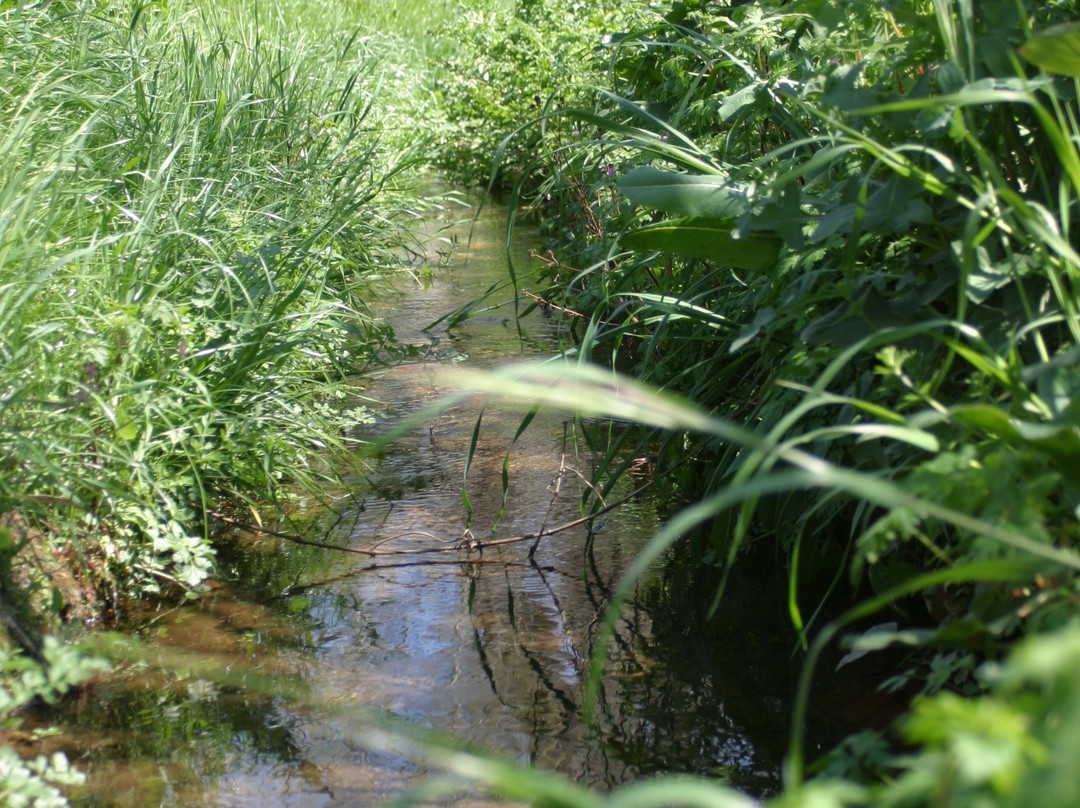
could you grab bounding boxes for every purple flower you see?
[605,166,616,176]
[573,129,580,136]
[829,58,839,66]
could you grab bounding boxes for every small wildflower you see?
[829,58,839,66]
[573,129,580,136]
[604,166,616,177]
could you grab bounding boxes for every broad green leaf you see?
[1020,23,1080,78]
[812,176,932,241]
[1034,364,1080,420]
[616,167,755,219]
[116,421,139,442]
[718,80,764,122]
[948,404,1080,487]
[730,307,775,352]
[935,60,966,94]
[620,217,781,270]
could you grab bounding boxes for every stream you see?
[25,188,824,807]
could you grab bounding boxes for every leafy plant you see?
[0,639,109,808]
[443,0,1080,804]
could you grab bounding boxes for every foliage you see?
[0,748,83,808]
[0,639,109,808]
[8,0,1080,804]
[429,0,647,190]
[0,0,422,615]
[439,0,1080,805]
[506,0,1080,646]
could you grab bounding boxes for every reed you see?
[0,0,429,617]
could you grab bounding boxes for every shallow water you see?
[31,187,808,807]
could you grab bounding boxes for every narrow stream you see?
[27,189,814,807]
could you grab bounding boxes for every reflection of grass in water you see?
[37,670,302,806]
[44,592,319,804]
[40,520,357,805]
[215,509,359,610]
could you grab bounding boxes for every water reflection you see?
[47,189,792,806]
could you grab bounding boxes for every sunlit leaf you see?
[1020,23,1080,78]
[616,167,755,219]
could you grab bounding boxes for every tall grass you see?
[0,0,426,621]
[0,0,458,800]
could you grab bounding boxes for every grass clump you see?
[0,0,424,625]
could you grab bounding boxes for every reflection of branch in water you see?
[473,623,502,701]
[224,436,709,768]
[259,559,555,603]
[501,567,579,714]
[468,577,513,709]
[204,440,696,561]
[580,522,658,725]
[527,558,578,668]
[518,635,578,715]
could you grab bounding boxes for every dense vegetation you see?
[0,0,431,799]
[441,0,1080,805]
[3,0,1080,805]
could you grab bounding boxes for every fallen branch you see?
[205,438,705,559]
[204,511,378,557]
[261,558,558,603]
[521,288,585,319]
